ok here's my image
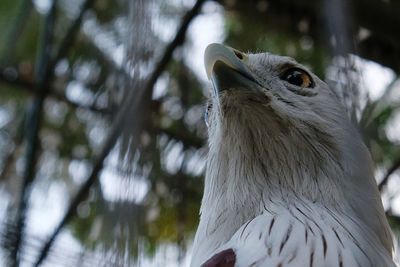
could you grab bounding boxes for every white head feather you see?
[191,44,394,266]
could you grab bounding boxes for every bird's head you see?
[197,44,392,258]
[203,43,377,207]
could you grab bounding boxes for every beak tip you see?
[204,43,256,87]
[204,43,226,79]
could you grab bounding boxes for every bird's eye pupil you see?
[286,72,304,86]
[281,68,314,88]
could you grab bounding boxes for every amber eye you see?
[281,68,314,88]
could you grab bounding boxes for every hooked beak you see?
[204,43,261,96]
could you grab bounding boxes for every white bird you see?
[190,43,396,267]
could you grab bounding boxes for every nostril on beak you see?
[234,51,244,60]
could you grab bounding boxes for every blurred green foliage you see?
[0,0,399,266]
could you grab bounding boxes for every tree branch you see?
[0,66,111,114]
[386,211,400,226]
[378,157,400,192]
[10,1,57,266]
[153,126,204,149]
[0,70,206,150]
[46,0,96,79]
[33,0,207,266]
[0,67,35,90]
